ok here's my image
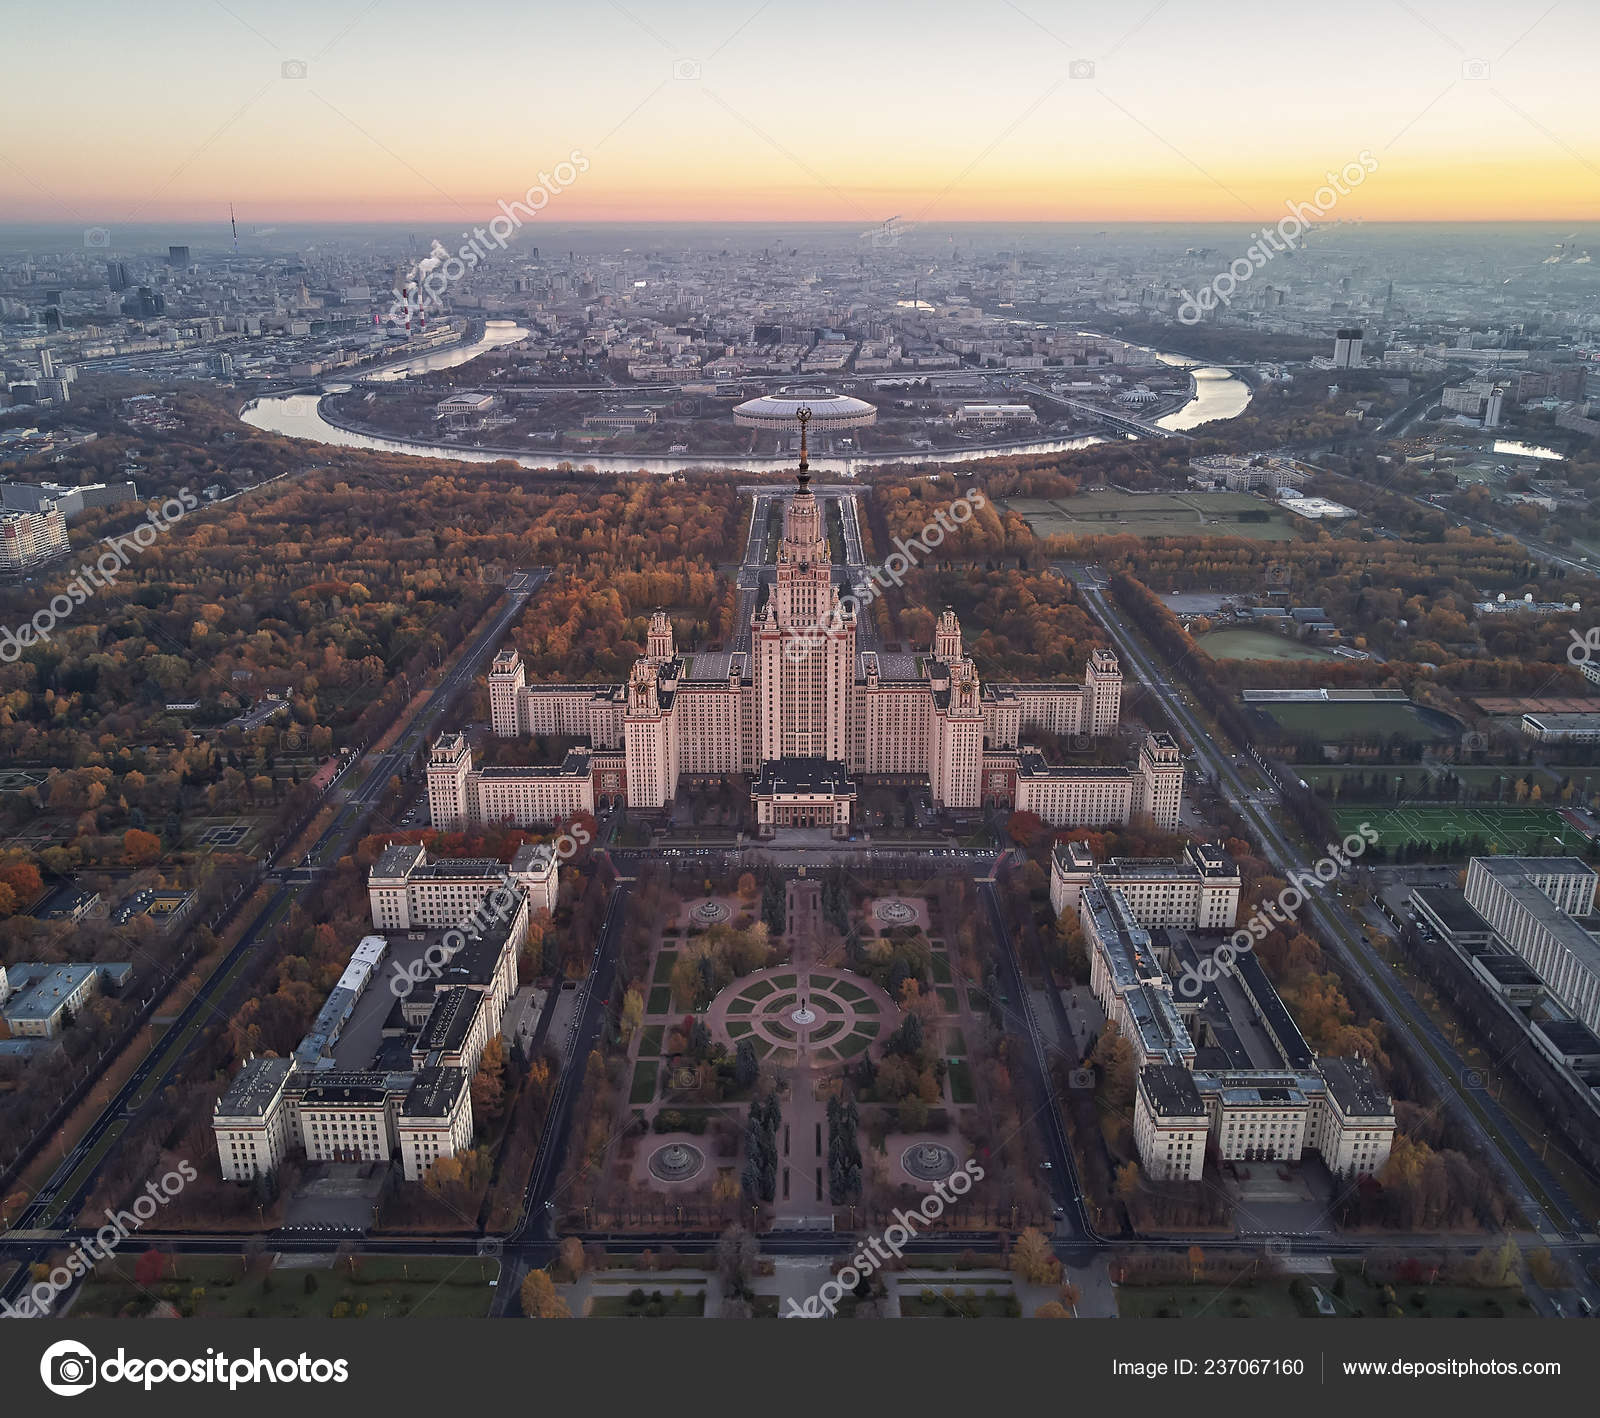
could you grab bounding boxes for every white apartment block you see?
[1051,840,1241,928]
[1079,879,1394,1183]
[396,1068,476,1181]
[432,467,1176,838]
[1132,1059,1394,1184]
[368,842,555,930]
[0,502,68,570]
[1464,857,1600,1036]
[1081,885,1196,1070]
[213,906,523,1185]
[213,1056,295,1182]
[1134,1066,1210,1181]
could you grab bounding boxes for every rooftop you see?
[752,757,855,796]
[1139,1063,1206,1118]
[215,1056,293,1117]
[403,1065,467,1118]
[1318,1055,1393,1118]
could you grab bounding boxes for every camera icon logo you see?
[673,59,701,80]
[1461,58,1490,80]
[1069,1067,1095,1091]
[1069,59,1095,80]
[1264,562,1291,587]
[475,1237,503,1258]
[40,1341,97,1397]
[281,59,308,79]
[1460,731,1486,754]
[83,227,111,249]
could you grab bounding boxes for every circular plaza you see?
[704,967,896,1067]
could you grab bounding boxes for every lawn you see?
[937,987,960,1013]
[1007,491,1297,543]
[589,1286,706,1318]
[947,1059,975,1104]
[646,986,672,1015]
[931,954,953,984]
[72,1256,497,1319]
[1255,700,1457,742]
[1328,1267,1531,1318]
[636,1024,664,1057]
[629,1060,660,1104]
[1197,629,1337,662]
[901,1286,1021,1318]
[1115,1280,1305,1319]
[652,950,678,984]
[1334,803,1575,854]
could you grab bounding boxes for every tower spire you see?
[796,405,812,491]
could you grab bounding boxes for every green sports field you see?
[1333,803,1576,855]
[1005,490,1298,542]
[1197,628,1338,662]
[1256,700,1458,742]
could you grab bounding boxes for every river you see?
[241,320,1253,472]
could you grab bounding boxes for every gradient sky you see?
[3,0,1596,225]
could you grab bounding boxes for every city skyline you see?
[4,0,1597,224]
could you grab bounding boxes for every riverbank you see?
[305,393,1114,474]
[240,321,1252,474]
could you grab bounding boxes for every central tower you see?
[753,407,856,764]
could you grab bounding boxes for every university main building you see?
[430,455,1182,837]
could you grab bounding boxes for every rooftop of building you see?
[415,988,485,1055]
[1475,856,1597,879]
[1410,885,1492,935]
[402,1065,467,1118]
[1139,1062,1206,1118]
[405,858,508,882]
[215,1055,293,1116]
[1,962,126,1022]
[476,747,593,778]
[299,1080,391,1107]
[1231,950,1317,1071]
[1475,953,1543,985]
[1017,748,1134,780]
[1317,1055,1394,1118]
[509,843,558,876]
[752,757,855,796]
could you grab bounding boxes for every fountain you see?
[648,1141,706,1182]
[689,899,731,927]
[874,899,916,926]
[901,1142,959,1182]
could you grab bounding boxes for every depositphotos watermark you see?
[387,831,589,1000]
[39,1340,348,1397]
[386,151,589,325]
[3,1160,197,1320]
[1177,152,1378,324]
[1176,823,1378,999]
[1567,626,1600,667]
[782,489,988,664]
[786,1159,984,1317]
[1,490,198,663]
